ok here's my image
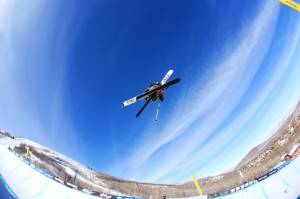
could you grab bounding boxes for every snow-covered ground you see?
[217,159,300,199]
[1,143,300,199]
[0,136,19,148]
[0,145,105,199]
[0,135,124,196]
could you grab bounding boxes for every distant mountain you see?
[235,99,300,170]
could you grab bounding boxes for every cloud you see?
[0,1,81,158]
[113,1,284,182]
[167,21,300,181]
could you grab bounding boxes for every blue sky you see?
[1,0,300,184]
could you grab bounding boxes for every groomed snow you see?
[0,145,121,199]
[1,144,300,199]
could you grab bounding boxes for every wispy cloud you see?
[166,21,300,182]
[0,1,81,158]
[112,1,289,182]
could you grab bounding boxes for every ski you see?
[161,69,174,85]
[123,78,180,107]
[123,69,180,118]
[136,99,151,117]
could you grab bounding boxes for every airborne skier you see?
[122,69,180,119]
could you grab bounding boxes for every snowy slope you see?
[1,142,300,199]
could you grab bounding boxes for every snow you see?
[60,164,76,177]
[211,175,224,181]
[1,136,300,199]
[289,143,300,155]
[170,197,207,199]
[277,139,286,146]
[0,136,123,197]
[238,170,245,180]
[0,145,109,199]
[216,157,300,199]
[0,136,19,148]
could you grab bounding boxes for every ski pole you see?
[155,102,160,121]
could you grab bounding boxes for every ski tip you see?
[175,78,181,82]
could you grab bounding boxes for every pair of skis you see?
[123,70,174,107]
[135,78,180,118]
[123,69,180,119]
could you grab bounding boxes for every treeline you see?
[0,130,15,139]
